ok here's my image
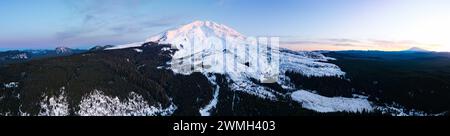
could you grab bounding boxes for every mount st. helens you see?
[0,21,448,116]
[108,21,371,115]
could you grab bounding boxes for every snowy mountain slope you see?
[142,20,352,115]
[146,21,345,76]
[291,90,373,113]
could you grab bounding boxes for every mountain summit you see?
[55,46,73,55]
[147,20,247,60]
[107,20,245,50]
[147,20,245,44]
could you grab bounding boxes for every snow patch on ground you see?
[1,105,31,116]
[199,75,220,116]
[11,53,28,59]
[280,51,345,77]
[291,90,373,113]
[38,87,69,116]
[77,90,177,116]
[161,47,171,51]
[375,103,446,116]
[229,80,278,100]
[134,48,143,53]
[106,42,144,50]
[3,82,19,88]
[0,111,12,116]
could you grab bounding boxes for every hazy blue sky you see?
[1,0,449,51]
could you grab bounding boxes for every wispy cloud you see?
[281,38,366,47]
[56,0,183,46]
[216,0,228,6]
[281,38,440,51]
[109,16,182,34]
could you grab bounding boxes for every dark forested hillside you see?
[0,43,328,116]
[323,51,450,114]
[1,43,449,116]
[0,43,212,115]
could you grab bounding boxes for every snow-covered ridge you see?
[106,42,144,50]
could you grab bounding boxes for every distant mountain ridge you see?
[89,45,115,52]
[55,46,73,55]
[403,47,430,52]
[0,47,87,65]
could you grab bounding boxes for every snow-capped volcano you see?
[110,20,346,98]
[149,20,285,99]
[142,21,352,115]
[144,20,344,79]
